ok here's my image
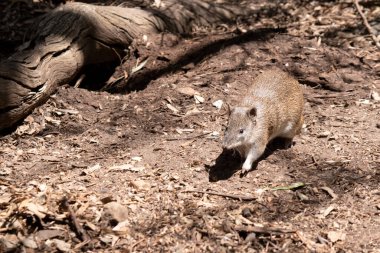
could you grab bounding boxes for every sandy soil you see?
[1,0,379,252]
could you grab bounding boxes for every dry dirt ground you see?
[1,1,380,252]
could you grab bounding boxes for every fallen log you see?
[0,1,245,131]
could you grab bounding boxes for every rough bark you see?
[0,0,246,131]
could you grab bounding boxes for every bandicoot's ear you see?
[248,107,256,117]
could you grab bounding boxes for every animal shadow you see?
[208,138,293,182]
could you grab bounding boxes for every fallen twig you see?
[269,182,305,191]
[0,178,12,186]
[182,189,256,201]
[74,239,92,250]
[73,74,86,88]
[296,231,320,251]
[308,93,355,99]
[129,239,145,252]
[166,131,212,141]
[235,225,296,234]
[61,197,90,242]
[320,186,338,200]
[354,0,380,49]
[0,227,13,233]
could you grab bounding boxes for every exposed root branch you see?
[61,197,90,242]
[182,189,257,201]
[354,0,380,49]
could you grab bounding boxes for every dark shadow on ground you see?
[208,138,292,182]
[112,28,286,93]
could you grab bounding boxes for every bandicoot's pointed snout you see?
[222,137,229,149]
[222,138,234,150]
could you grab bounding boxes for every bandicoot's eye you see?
[239,129,244,134]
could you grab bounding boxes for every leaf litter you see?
[1,0,380,252]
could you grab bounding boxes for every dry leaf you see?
[371,91,380,101]
[131,156,142,162]
[320,186,337,199]
[22,236,38,249]
[175,128,194,134]
[134,105,143,114]
[177,87,198,96]
[194,94,205,104]
[167,103,180,113]
[212,99,223,109]
[321,205,336,218]
[112,220,130,234]
[44,116,61,126]
[41,155,60,162]
[0,194,12,204]
[327,231,346,243]
[357,99,371,105]
[129,179,150,191]
[85,221,99,231]
[185,107,201,116]
[35,230,65,241]
[20,201,47,219]
[76,202,90,216]
[83,163,101,175]
[54,108,79,115]
[47,239,71,252]
[100,234,118,244]
[0,234,19,251]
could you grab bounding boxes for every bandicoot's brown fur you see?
[223,68,304,173]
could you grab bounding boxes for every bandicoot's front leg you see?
[241,143,266,173]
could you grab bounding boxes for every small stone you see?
[370,90,380,101]
[317,131,330,138]
[222,220,233,233]
[103,202,129,222]
[211,131,219,137]
[242,207,252,218]
[245,232,256,242]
